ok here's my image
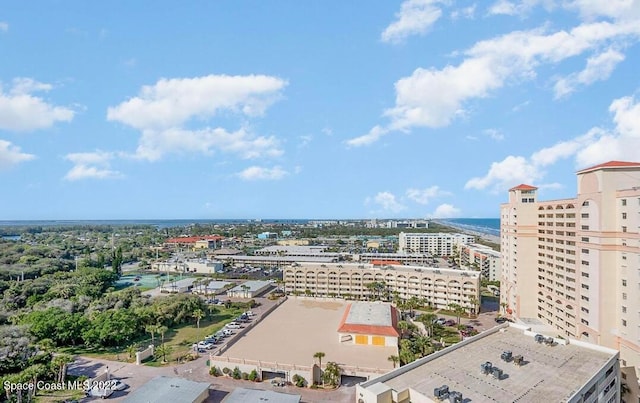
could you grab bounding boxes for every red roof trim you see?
[509,184,537,191]
[577,160,640,174]
[371,260,402,266]
[337,304,400,337]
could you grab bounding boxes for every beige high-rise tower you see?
[500,161,640,394]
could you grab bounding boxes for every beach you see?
[434,220,501,246]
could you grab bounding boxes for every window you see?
[581,213,589,218]
[623,292,627,300]
[622,319,627,327]
[622,226,627,233]
[622,199,627,206]
[622,306,627,313]
[622,279,627,286]
[581,237,589,242]
[622,212,627,219]
[582,201,589,206]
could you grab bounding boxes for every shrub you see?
[232,367,242,380]
[222,367,231,376]
[209,366,221,376]
[248,369,259,382]
[292,374,306,387]
[241,372,249,380]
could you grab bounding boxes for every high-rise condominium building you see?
[398,232,474,256]
[500,160,640,393]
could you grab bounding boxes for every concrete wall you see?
[136,345,154,365]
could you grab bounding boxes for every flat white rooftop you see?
[360,325,618,402]
[345,302,393,327]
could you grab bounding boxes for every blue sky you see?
[1,1,640,220]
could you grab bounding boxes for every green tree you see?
[448,303,465,325]
[313,351,325,369]
[193,309,204,328]
[51,353,74,383]
[112,246,124,277]
[126,343,137,360]
[154,344,172,363]
[322,361,341,386]
[387,355,399,368]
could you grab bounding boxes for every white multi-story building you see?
[460,243,502,282]
[500,160,640,396]
[398,232,474,256]
[283,262,480,313]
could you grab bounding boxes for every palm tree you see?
[397,320,410,338]
[313,351,326,369]
[468,295,479,317]
[145,324,160,344]
[241,284,250,298]
[154,344,172,363]
[419,313,438,338]
[448,303,464,325]
[158,325,169,344]
[51,354,75,383]
[414,336,431,357]
[387,355,399,368]
[193,309,204,328]
[126,343,138,360]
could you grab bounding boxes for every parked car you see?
[434,318,446,325]
[495,317,508,323]
[222,329,234,336]
[111,379,127,391]
[226,323,241,329]
[197,342,214,350]
[444,319,456,326]
[87,387,114,399]
[245,311,256,317]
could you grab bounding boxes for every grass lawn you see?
[60,306,245,364]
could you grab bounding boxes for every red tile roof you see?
[509,184,538,191]
[337,303,400,337]
[165,235,224,244]
[371,260,402,266]
[577,161,640,174]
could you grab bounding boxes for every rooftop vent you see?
[433,385,450,400]
[513,355,524,366]
[501,351,513,362]
[448,391,463,403]
[481,361,493,375]
[534,334,545,343]
[492,367,504,380]
[545,337,555,346]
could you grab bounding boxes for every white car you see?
[245,311,256,317]
[225,322,241,329]
[111,379,127,391]
[197,342,214,349]
[87,386,114,399]
[222,329,234,336]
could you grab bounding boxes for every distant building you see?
[164,235,223,250]
[459,243,501,282]
[257,232,278,240]
[160,278,196,293]
[355,253,432,266]
[227,280,273,298]
[357,324,619,403]
[337,302,400,347]
[398,232,474,256]
[283,262,480,312]
[191,280,232,296]
[277,239,309,246]
[501,161,640,396]
[123,376,210,403]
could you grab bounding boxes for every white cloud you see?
[451,5,476,19]
[64,151,121,181]
[429,203,461,218]
[487,0,556,17]
[107,74,287,131]
[0,140,35,170]
[567,0,640,21]
[346,125,389,147]
[381,0,445,44]
[367,191,406,214]
[484,128,505,141]
[468,93,640,191]
[488,0,518,15]
[134,127,283,162]
[298,135,312,148]
[0,22,8,32]
[465,156,543,191]
[0,78,74,132]
[237,166,288,181]
[406,186,451,204]
[350,15,640,146]
[554,48,625,98]
[108,74,287,161]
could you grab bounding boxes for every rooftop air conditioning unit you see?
[448,391,463,403]
[492,367,503,380]
[501,351,513,362]
[433,385,450,400]
[534,334,545,343]
[513,355,524,366]
[481,361,493,375]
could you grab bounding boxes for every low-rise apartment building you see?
[283,262,480,312]
[460,243,501,282]
[398,232,474,256]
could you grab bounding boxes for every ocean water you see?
[438,218,500,237]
